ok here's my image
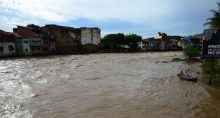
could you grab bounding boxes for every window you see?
[8,45,15,51]
[0,46,3,51]
[24,41,29,44]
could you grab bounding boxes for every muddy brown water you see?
[0,52,220,118]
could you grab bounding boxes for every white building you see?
[0,42,16,56]
[21,38,32,56]
[80,27,101,45]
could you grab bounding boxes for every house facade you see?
[139,32,180,51]
[13,25,44,55]
[0,24,101,56]
[0,30,16,56]
[44,25,81,53]
[16,38,32,56]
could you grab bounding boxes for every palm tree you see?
[204,3,220,28]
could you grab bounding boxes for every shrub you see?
[183,46,201,58]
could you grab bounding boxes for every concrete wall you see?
[49,41,56,53]
[22,39,32,56]
[30,37,43,55]
[81,28,100,45]
[46,26,81,48]
[92,28,101,45]
[161,41,166,50]
[0,42,16,56]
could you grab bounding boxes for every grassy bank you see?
[202,59,220,88]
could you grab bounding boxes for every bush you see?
[202,59,220,86]
[183,46,201,58]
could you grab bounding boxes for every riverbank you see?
[202,64,220,88]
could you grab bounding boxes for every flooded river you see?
[0,52,220,118]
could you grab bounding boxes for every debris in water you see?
[177,70,198,82]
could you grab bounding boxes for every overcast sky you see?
[0,0,219,37]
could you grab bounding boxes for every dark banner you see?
[202,29,220,59]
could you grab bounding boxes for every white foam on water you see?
[0,74,34,118]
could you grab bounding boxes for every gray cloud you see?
[0,0,218,35]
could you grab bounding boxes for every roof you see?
[80,27,100,30]
[192,33,203,39]
[45,24,75,29]
[143,37,154,41]
[0,30,16,42]
[45,24,100,30]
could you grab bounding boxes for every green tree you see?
[101,33,125,51]
[101,33,142,52]
[204,3,220,28]
[183,45,201,58]
[125,34,142,52]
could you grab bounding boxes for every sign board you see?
[202,29,220,59]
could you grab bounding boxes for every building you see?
[16,38,32,56]
[80,27,101,45]
[139,32,181,51]
[44,25,101,53]
[0,30,16,56]
[154,32,180,50]
[148,38,161,50]
[0,24,102,56]
[139,38,161,50]
[27,24,54,54]
[44,25,81,53]
[139,39,148,51]
[13,25,44,55]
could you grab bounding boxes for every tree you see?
[204,3,220,28]
[125,34,142,52]
[101,33,125,51]
[101,33,142,52]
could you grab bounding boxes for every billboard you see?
[202,29,220,59]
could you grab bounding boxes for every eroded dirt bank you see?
[0,52,220,118]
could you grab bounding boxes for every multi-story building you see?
[44,25,101,53]
[139,32,180,51]
[13,25,44,55]
[44,25,81,53]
